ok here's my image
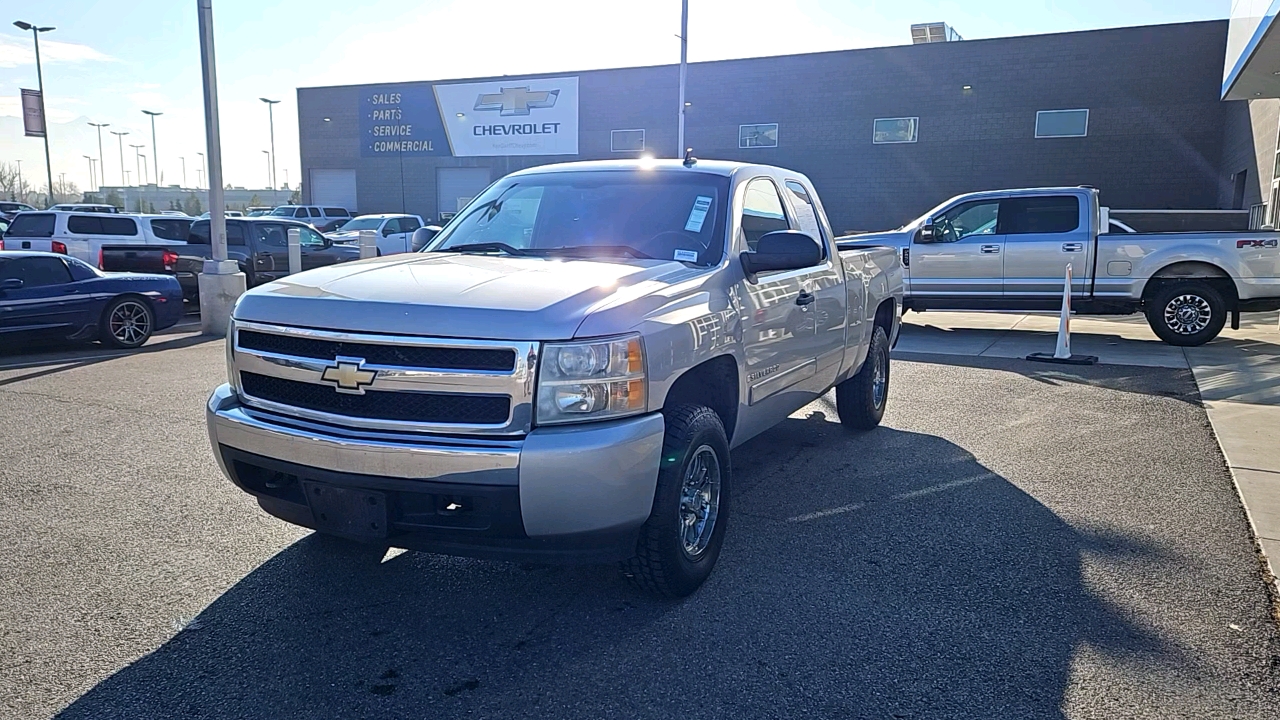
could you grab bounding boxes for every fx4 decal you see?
[1237,238,1278,248]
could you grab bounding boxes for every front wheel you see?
[622,405,731,598]
[1144,281,1226,347]
[836,325,890,430]
[100,297,154,349]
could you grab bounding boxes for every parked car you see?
[0,201,37,221]
[0,250,183,348]
[327,214,426,255]
[839,186,1280,346]
[159,210,190,217]
[206,159,904,597]
[198,210,245,219]
[270,205,352,233]
[49,203,119,214]
[0,212,191,268]
[245,206,274,217]
[101,217,363,302]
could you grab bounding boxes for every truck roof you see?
[506,158,778,178]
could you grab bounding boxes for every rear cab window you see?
[67,215,138,236]
[5,213,55,237]
[149,219,192,241]
[999,196,1082,235]
[187,220,246,245]
[323,207,349,218]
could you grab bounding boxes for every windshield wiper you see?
[437,242,534,256]
[541,245,657,260]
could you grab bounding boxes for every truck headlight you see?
[536,334,647,425]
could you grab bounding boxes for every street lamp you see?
[129,144,145,185]
[14,20,56,208]
[197,151,205,190]
[261,150,271,189]
[83,155,94,192]
[14,159,21,202]
[260,98,279,190]
[141,110,162,185]
[110,130,129,186]
[88,122,109,190]
[179,156,187,188]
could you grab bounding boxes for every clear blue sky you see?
[0,0,1226,195]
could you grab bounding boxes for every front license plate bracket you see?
[303,482,389,540]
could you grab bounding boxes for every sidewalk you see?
[896,310,1280,595]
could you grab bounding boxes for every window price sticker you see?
[684,196,713,233]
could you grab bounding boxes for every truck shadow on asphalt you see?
[57,417,1176,720]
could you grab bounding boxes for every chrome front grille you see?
[232,321,538,436]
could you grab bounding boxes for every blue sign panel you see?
[359,84,450,157]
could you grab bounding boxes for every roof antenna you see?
[683,147,697,168]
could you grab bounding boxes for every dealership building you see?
[298,19,1254,233]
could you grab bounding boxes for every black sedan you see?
[0,251,185,349]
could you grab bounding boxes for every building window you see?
[610,129,645,153]
[1035,109,1089,138]
[739,123,779,149]
[873,117,919,144]
[1249,203,1267,230]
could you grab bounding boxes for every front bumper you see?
[206,384,664,562]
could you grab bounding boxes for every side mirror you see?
[382,226,394,237]
[1,278,23,291]
[916,218,937,243]
[740,230,822,280]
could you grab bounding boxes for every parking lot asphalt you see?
[1,338,1279,718]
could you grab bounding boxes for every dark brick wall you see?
[1219,98,1278,217]
[300,20,1233,232]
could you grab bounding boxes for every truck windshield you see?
[428,171,730,265]
[337,217,384,232]
[269,207,294,217]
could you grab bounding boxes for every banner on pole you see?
[20,89,45,138]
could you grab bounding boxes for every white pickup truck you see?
[206,159,903,596]
[839,187,1280,346]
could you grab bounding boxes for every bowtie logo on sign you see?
[473,87,559,116]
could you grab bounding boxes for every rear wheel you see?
[622,405,731,598]
[836,325,890,430]
[100,297,154,349]
[1144,281,1226,347]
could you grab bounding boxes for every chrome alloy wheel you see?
[1163,294,1212,335]
[872,346,887,409]
[109,300,151,346]
[678,445,722,559]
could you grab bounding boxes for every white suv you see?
[269,205,351,233]
[1,211,191,266]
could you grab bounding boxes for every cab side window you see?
[933,200,1000,243]
[401,216,422,232]
[740,178,791,251]
[300,227,327,247]
[383,218,402,235]
[784,180,827,259]
[308,207,322,218]
[293,208,308,219]
[998,196,1081,235]
[257,224,287,247]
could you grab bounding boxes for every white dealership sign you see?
[434,76,578,157]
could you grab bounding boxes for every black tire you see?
[622,405,731,598]
[1144,281,1227,347]
[99,296,155,349]
[836,325,890,430]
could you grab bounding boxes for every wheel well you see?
[662,355,739,439]
[873,298,895,334]
[1143,262,1237,307]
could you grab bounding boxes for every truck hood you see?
[232,252,694,340]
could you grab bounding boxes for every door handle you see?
[255,251,271,258]
[795,291,816,306]
[980,245,1001,254]
[1062,242,1084,252]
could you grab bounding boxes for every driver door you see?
[910,198,1005,299]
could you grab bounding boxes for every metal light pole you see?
[677,0,688,158]
[197,152,206,189]
[261,150,271,188]
[130,144,145,185]
[88,122,109,190]
[142,110,162,186]
[83,155,94,192]
[90,158,98,193]
[260,97,279,190]
[179,156,187,188]
[14,21,56,208]
[197,0,244,335]
[14,159,21,202]
[110,130,128,185]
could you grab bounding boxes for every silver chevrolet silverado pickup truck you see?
[839,186,1280,346]
[206,159,903,596]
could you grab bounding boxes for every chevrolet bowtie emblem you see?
[321,358,377,394]
[474,86,559,116]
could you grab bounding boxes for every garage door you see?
[310,169,357,213]
[437,168,491,221]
